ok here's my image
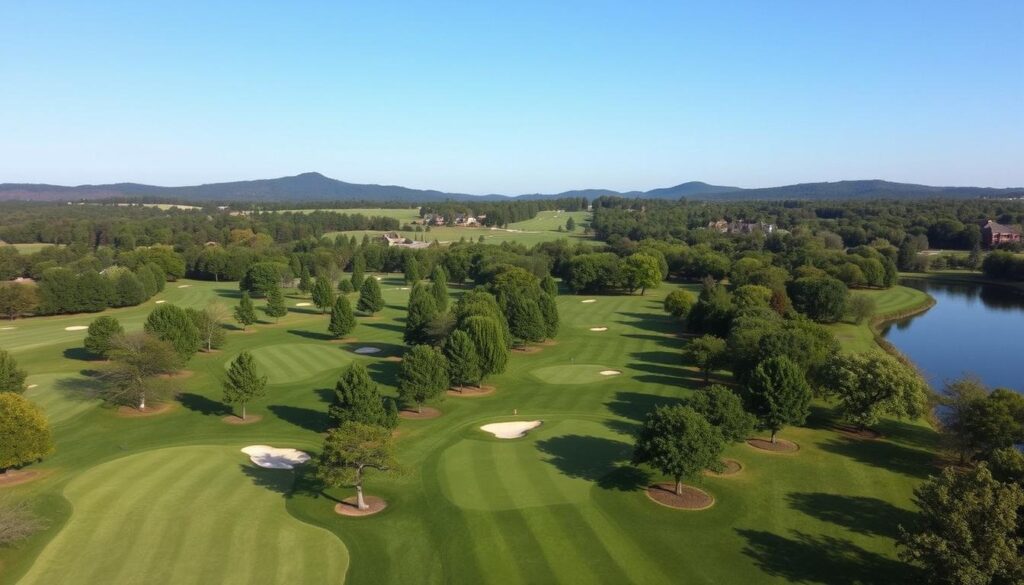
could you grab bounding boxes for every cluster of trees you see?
[80,303,229,410]
[29,263,166,316]
[0,349,55,478]
[563,252,662,294]
[982,251,1024,281]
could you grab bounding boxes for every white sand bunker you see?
[374,276,382,280]
[295,302,312,307]
[599,370,621,376]
[64,326,88,331]
[0,327,15,330]
[155,300,166,304]
[26,384,38,389]
[399,287,410,290]
[354,347,382,354]
[581,299,597,303]
[589,327,608,332]
[480,421,542,439]
[241,445,311,469]
[177,284,191,288]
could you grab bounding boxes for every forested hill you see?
[0,173,1020,202]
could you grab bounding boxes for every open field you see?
[2,280,939,584]
[826,285,933,353]
[3,243,56,254]
[324,211,594,247]
[275,207,422,222]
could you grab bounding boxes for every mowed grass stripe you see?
[18,446,348,585]
[466,441,555,583]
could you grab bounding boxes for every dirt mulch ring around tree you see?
[399,407,442,420]
[446,385,496,397]
[334,496,387,517]
[0,470,47,488]
[539,339,558,346]
[646,483,715,510]
[704,459,743,477]
[512,346,543,354]
[328,337,358,344]
[116,403,175,417]
[222,414,263,425]
[382,356,403,363]
[833,425,883,441]
[746,438,800,453]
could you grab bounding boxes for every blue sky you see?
[1,1,1022,193]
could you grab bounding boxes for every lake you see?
[881,278,1024,392]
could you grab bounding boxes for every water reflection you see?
[882,278,1024,392]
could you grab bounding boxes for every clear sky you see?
[1,1,1022,193]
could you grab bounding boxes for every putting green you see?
[231,343,352,385]
[23,373,102,425]
[17,445,348,585]
[530,365,623,385]
[438,419,632,510]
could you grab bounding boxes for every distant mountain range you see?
[0,172,1020,203]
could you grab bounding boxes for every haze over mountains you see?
[0,172,1020,203]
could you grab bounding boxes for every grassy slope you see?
[2,281,940,585]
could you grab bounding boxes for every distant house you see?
[980,220,1021,247]
[379,232,430,249]
[708,219,775,235]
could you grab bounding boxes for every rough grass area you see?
[1,278,940,585]
[828,285,933,353]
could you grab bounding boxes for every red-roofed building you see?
[980,220,1022,247]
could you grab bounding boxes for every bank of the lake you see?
[880,272,1024,392]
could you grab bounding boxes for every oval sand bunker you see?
[64,326,88,331]
[241,445,310,469]
[599,370,621,376]
[581,299,597,303]
[155,300,166,304]
[295,302,312,307]
[480,421,542,439]
[589,327,608,332]
[354,347,382,355]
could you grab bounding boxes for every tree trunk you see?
[703,368,710,383]
[241,403,247,420]
[139,393,146,411]
[417,404,423,414]
[356,484,367,510]
[675,479,683,496]
[770,429,777,444]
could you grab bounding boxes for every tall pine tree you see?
[328,295,356,338]
[328,363,394,428]
[264,284,287,320]
[404,283,438,345]
[234,292,257,330]
[357,277,384,315]
[430,265,449,312]
[222,351,267,420]
[444,330,481,390]
[312,277,335,314]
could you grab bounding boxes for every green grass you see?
[2,279,940,584]
[827,285,933,353]
[15,445,347,585]
[3,243,56,254]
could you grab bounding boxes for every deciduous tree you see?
[0,349,27,394]
[663,289,694,320]
[83,316,124,358]
[0,393,53,472]
[687,385,756,443]
[102,333,180,410]
[317,421,396,511]
[311,277,335,314]
[821,351,927,430]
[461,316,509,379]
[444,330,481,390]
[144,304,201,359]
[747,356,811,443]
[898,464,1024,585]
[683,335,728,383]
[632,405,725,496]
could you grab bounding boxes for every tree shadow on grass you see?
[874,419,941,451]
[615,311,679,335]
[631,350,681,367]
[178,392,231,416]
[366,361,401,388]
[535,434,632,483]
[287,329,335,341]
[626,363,688,387]
[620,333,682,348]
[315,387,335,404]
[239,464,294,497]
[736,529,914,584]
[268,405,330,433]
[818,437,936,480]
[786,492,916,539]
[366,322,404,334]
[54,375,105,401]
[61,347,97,362]
[290,307,324,316]
[605,391,685,422]
[215,288,243,300]
[604,418,641,437]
